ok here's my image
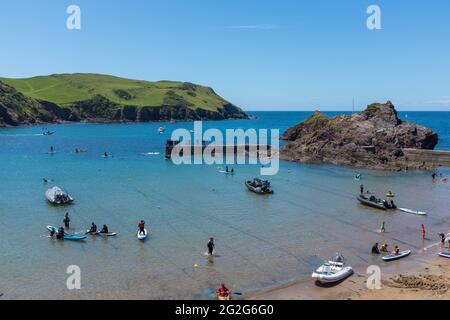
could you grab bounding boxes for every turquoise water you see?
[1,111,450,299]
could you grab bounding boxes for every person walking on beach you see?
[63,212,70,228]
[207,237,215,256]
[421,224,426,240]
[360,184,364,194]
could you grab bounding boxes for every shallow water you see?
[1,112,450,299]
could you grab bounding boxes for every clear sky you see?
[0,0,449,110]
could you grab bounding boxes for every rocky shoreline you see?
[280,101,439,170]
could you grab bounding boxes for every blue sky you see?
[0,0,449,110]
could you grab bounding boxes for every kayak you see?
[398,208,427,216]
[438,252,450,258]
[218,170,234,175]
[382,250,411,261]
[217,293,232,300]
[386,192,395,197]
[137,228,148,240]
[85,230,117,237]
[47,226,87,241]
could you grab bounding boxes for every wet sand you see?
[250,240,450,300]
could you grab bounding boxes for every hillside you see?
[280,101,438,170]
[0,73,247,126]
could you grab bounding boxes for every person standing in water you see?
[360,184,364,194]
[207,237,215,255]
[421,224,426,240]
[63,212,71,228]
[50,146,54,153]
[138,220,145,235]
[381,221,386,233]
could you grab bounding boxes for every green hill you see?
[0,73,247,126]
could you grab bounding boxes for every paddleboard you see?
[398,208,427,216]
[438,252,450,258]
[218,170,234,174]
[85,230,117,237]
[137,228,148,240]
[382,250,411,261]
[46,226,87,241]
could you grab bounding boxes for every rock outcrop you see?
[280,101,438,170]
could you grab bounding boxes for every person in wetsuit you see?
[89,222,97,234]
[207,237,215,255]
[63,212,70,228]
[100,224,109,234]
[372,242,380,254]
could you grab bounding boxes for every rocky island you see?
[0,73,247,127]
[281,101,439,170]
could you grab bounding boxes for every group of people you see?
[372,242,398,255]
[224,166,234,173]
[87,222,110,234]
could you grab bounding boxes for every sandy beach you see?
[250,240,450,300]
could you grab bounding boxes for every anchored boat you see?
[357,194,396,210]
[45,186,74,205]
[245,178,273,194]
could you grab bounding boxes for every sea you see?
[1,111,450,299]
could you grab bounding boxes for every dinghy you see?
[45,186,74,205]
[438,251,450,259]
[311,253,353,284]
[245,178,273,194]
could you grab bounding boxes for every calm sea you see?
[1,111,450,299]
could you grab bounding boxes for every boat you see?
[311,253,353,284]
[354,173,361,181]
[158,127,165,134]
[245,178,273,194]
[438,251,450,259]
[398,207,427,216]
[357,194,395,210]
[382,250,411,261]
[43,131,55,136]
[137,228,148,240]
[45,186,74,205]
[386,191,395,197]
[46,226,87,241]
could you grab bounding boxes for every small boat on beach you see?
[398,207,427,216]
[312,253,353,284]
[245,178,273,194]
[357,194,395,210]
[45,186,74,205]
[382,250,411,261]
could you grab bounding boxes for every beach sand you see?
[250,247,450,300]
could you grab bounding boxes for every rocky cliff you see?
[280,101,438,170]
